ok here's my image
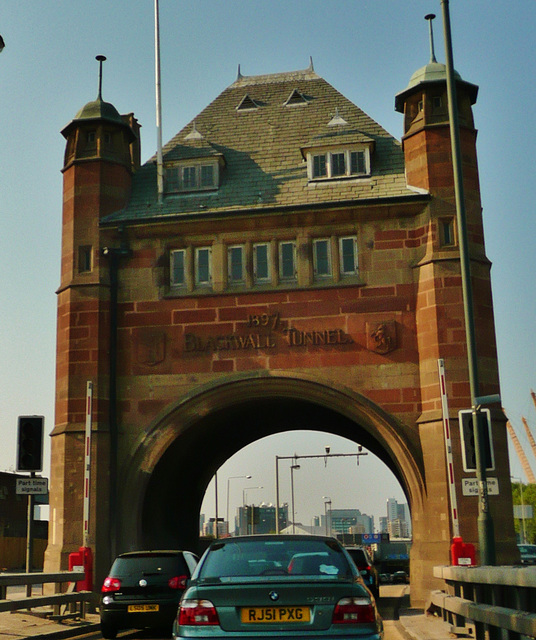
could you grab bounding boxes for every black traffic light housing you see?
[459,409,494,473]
[16,415,44,472]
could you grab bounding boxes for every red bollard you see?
[68,546,93,591]
[450,536,476,566]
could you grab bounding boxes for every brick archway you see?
[117,372,432,598]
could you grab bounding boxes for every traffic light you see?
[16,416,44,472]
[458,409,494,473]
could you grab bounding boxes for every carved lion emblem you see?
[367,321,396,354]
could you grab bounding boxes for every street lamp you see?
[243,486,263,535]
[323,496,332,536]
[440,0,497,564]
[227,475,251,533]
[290,464,300,533]
[275,448,367,533]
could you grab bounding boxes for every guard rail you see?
[0,571,92,618]
[431,565,536,639]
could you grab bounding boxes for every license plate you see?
[127,604,159,613]
[241,606,310,623]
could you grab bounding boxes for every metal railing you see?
[0,570,92,618]
[431,565,536,639]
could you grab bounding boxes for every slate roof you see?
[103,66,420,225]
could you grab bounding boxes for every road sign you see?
[16,477,48,495]
[361,533,383,544]
[461,477,499,496]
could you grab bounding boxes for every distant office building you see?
[388,518,411,539]
[323,508,374,536]
[202,518,228,537]
[237,504,288,535]
[385,498,411,537]
[379,516,389,534]
[386,498,399,523]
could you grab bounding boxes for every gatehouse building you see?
[44,46,517,605]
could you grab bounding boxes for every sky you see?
[1,1,535,529]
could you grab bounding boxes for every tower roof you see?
[74,97,124,124]
[394,60,478,113]
[61,95,136,140]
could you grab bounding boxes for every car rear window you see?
[198,539,351,582]
[110,553,188,577]
[346,549,369,566]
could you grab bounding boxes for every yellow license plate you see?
[128,604,159,613]
[241,606,310,623]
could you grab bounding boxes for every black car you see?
[344,546,380,598]
[100,549,199,639]
[391,570,408,584]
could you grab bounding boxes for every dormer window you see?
[308,147,369,181]
[284,89,308,107]
[165,160,219,193]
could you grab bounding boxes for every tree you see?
[511,482,536,543]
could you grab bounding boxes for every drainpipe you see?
[103,231,131,557]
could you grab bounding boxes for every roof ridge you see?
[231,67,320,87]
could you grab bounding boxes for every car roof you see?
[212,534,339,544]
[117,550,191,557]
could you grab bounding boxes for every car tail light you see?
[168,574,188,590]
[102,577,122,592]
[332,597,375,624]
[178,599,219,626]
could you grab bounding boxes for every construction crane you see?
[506,420,536,483]
[522,416,536,463]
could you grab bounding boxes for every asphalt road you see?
[64,584,411,640]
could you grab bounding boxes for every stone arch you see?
[117,371,426,553]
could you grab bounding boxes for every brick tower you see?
[394,22,514,571]
[44,57,139,574]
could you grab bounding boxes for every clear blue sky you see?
[1,1,535,527]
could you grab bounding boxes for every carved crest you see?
[136,330,166,366]
[367,321,397,354]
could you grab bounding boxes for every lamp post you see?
[512,477,527,544]
[243,486,263,535]
[440,0,496,564]
[323,496,332,536]
[275,448,367,533]
[290,464,300,533]
[227,474,251,535]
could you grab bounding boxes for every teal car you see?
[172,534,383,640]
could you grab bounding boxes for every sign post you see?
[16,415,45,579]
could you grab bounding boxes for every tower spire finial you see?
[424,14,437,63]
[96,55,107,100]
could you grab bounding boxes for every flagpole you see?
[154,0,164,203]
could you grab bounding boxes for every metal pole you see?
[25,472,35,581]
[83,381,93,548]
[521,482,527,544]
[440,0,495,565]
[214,472,219,539]
[275,456,280,533]
[290,464,300,534]
[226,475,251,533]
[154,0,164,202]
